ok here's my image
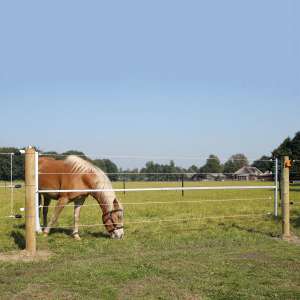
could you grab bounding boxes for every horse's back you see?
[39,158,65,199]
[39,156,95,200]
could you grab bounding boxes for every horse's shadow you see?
[12,223,110,240]
[10,231,26,250]
[292,216,300,228]
[84,231,110,239]
[14,223,25,230]
[41,228,111,239]
[50,228,73,236]
[48,228,110,239]
[13,223,73,236]
[220,222,281,238]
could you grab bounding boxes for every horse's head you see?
[102,198,124,239]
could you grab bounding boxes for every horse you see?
[38,155,124,240]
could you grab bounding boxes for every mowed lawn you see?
[0,181,300,300]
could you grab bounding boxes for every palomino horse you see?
[39,155,124,240]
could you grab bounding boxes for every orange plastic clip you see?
[285,159,292,168]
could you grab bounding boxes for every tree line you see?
[0,131,299,181]
[0,149,119,181]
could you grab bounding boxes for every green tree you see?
[272,138,293,157]
[140,160,184,181]
[0,147,24,180]
[272,131,300,180]
[251,155,273,173]
[123,168,140,181]
[41,151,62,159]
[140,161,160,181]
[187,165,199,173]
[290,132,300,158]
[42,150,87,161]
[199,155,223,173]
[62,150,86,157]
[223,154,249,174]
[93,159,119,181]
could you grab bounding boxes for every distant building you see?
[259,171,274,181]
[191,173,226,181]
[233,166,263,181]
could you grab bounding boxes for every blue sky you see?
[0,0,299,168]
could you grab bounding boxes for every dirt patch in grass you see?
[273,233,300,245]
[8,283,74,300]
[284,234,300,245]
[235,251,273,262]
[0,250,52,262]
[118,276,202,300]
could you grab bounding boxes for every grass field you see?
[0,181,300,299]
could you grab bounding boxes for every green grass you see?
[0,181,300,299]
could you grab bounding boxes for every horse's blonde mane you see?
[64,156,119,211]
[65,155,105,177]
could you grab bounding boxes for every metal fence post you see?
[181,175,184,197]
[10,153,14,216]
[123,177,126,196]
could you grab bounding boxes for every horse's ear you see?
[113,198,120,209]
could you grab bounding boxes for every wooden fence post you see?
[25,146,36,255]
[282,156,291,240]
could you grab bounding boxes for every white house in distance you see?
[191,166,272,181]
[233,166,263,181]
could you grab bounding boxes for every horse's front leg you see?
[72,197,86,240]
[43,197,69,236]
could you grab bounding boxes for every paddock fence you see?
[0,152,23,219]
[0,148,293,256]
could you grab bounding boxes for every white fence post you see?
[274,158,278,217]
[282,156,291,240]
[10,153,14,217]
[35,151,42,233]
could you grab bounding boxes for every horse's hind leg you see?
[43,197,69,236]
[39,194,42,222]
[42,196,51,229]
[72,197,86,240]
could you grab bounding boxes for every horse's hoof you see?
[73,234,81,241]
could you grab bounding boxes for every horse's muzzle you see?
[111,228,124,239]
